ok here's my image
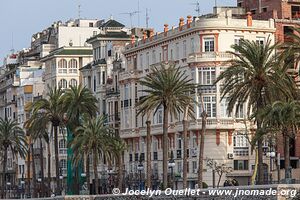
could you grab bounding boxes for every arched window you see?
[69,79,78,87]
[58,59,67,73]
[58,79,68,89]
[68,59,78,73]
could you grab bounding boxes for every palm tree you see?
[216,38,296,184]
[29,86,64,194]
[138,62,195,189]
[258,100,300,181]
[61,84,98,194]
[72,116,111,195]
[25,111,49,197]
[107,137,127,191]
[0,118,27,198]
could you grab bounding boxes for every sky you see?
[0,0,235,63]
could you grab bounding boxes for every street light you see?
[21,173,25,199]
[6,182,11,199]
[107,168,114,193]
[266,151,276,184]
[137,162,144,191]
[168,151,175,189]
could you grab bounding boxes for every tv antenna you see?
[146,8,150,28]
[78,4,81,19]
[138,0,140,27]
[191,1,200,16]
[120,11,140,28]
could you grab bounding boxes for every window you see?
[177,161,182,173]
[220,98,230,118]
[102,71,105,84]
[59,139,67,154]
[140,54,143,69]
[58,59,67,73]
[68,59,78,73]
[58,79,67,89]
[175,43,179,59]
[191,38,195,53]
[170,49,173,60]
[124,84,129,100]
[152,50,156,64]
[256,37,265,45]
[89,22,94,27]
[250,9,256,15]
[154,106,163,124]
[262,7,267,12]
[235,103,244,119]
[233,132,249,148]
[146,52,150,67]
[183,40,187,57]
[234,36,244,46]
[124,109,129,128]
[59,159,67,174]
[93,31,97,36]
[234,160,249,170]
[200,96,216,117]
[69,79,77,87]
[204,38,215,52]
[198,67,216,85]
[163,46,168,61]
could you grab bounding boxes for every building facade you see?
[120,9,276,188]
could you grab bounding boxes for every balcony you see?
[106,88,120,96]
[188,52,234,63]
[119,69,142,81]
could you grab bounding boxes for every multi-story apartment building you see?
[238,0,300,181]
[120,8,276,188]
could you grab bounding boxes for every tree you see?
[25,111,50,197]
[258,100,300,181]
[29,86,64,194]
[61,84,98,194]
[216,38,295,184]
[72,116,112,195]
[0,118,27,198]
[206,158,233,188]
[138,62,195,189]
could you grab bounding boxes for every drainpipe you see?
[258,0,262,13]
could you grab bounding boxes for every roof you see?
[97,31,130,39]
[41,47,93,61]
[80,58,107,71]
[100,19,125,28]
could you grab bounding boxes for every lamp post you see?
[266,151,276,184]
[137,162,144,191]
[80,172,87,195]
[6,182,11,199]
[21,174,25,199]
[168,151,175,189]
[59,168,64,195]
[107,168,114,193]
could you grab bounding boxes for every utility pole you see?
[191,2,200,16]
[146,8,150,28]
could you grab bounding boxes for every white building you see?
[120,8,276,188]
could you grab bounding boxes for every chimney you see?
[187,15,192,28]
[179,17,185,31]
[131,35,135,47]
[143,31,147,42]
[164,24,169,36]
[247,12,252,27]
[149,29,154,41]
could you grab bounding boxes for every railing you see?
[188,52,234,63]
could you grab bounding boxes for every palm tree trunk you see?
[27,141,31,198]
[53,125,61,195]
[2,147,7,199]
[146,120,151,189]
[256,96,264,185]
[39,138,45,197]
[31,143,37,198]
[283,129,291,180]
[47,140,51,196]
[93,150,99,194]
[182,105,189,189]
[117,154,123,191]
[251,148,259,185]
[86,153,90,194]
[198,111,206,188]
[162,105,169,189]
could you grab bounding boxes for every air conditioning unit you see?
[228,153,234,159]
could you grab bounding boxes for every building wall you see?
[120,14,275,187]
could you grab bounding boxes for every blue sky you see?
[0,0,235,62]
